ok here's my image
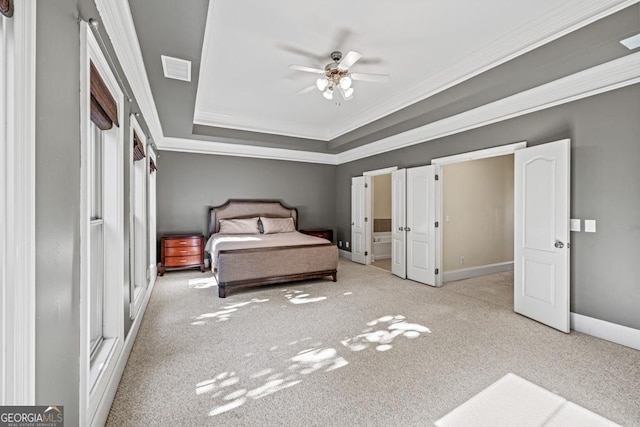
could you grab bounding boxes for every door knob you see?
[398,227,403,231]
[554,240,564,249]
[405,227,411,232]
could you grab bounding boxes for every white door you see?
[351,176,366,264]
[391,169,407,278]
[514,139,570,332]
[406,165,437,285]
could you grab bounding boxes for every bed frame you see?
[207,199,338,298]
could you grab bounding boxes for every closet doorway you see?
[352,140,571,332]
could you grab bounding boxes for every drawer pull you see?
[180,250,186,253]
[180,259,187,263]
[179,242,187,245]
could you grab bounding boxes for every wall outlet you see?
[460,256,464,265]
[338,240,342,248]
[345,241,349,249]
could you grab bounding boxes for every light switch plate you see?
[585,219,596,233]
[570,219,581,232]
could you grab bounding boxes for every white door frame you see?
[0,0,37,405]
[353,167,398,265]
[431,142,527,287]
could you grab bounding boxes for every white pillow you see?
[260,217,295,234]
[218,217,260,234]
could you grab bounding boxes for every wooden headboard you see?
[208,199,298,236]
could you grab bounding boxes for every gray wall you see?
[156,152,337,238]
[35,1,81,421]
[35,0,152,423]
[335,85,640,330]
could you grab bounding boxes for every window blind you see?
[133,131,145,161]
[90,61,119,130]
[0,0,13,18]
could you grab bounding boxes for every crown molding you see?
[162,52,640,165]
[158,137,337,165]
[336,52,640,164]
[95,0,164,143]
[328,0,639,140]
[193,110,329,141]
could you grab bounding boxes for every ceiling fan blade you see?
[297,85,317,94]
[351,72,390,83]
[278,44,325,63]
[289,64,325,74]
[338,51,362,70]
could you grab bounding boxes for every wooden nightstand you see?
[159,234,205,276]
[300,228,333,242]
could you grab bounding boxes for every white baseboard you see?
[570,313,640,351]
[338,249,351,260]
[443,261,514,282]
[91,275,157,426]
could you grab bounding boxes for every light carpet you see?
[106,259,640,426]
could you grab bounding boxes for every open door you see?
[406,165,437,285]
[391,169,406,278]
[514,139,570,332]
[351,176,371,264]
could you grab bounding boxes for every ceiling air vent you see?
[161,55,191,82]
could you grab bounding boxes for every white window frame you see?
[0,0,36,406]
[130,115,147,318]
[148,145,158,283]
[79,22,125,426]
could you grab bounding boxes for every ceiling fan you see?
[290,50,389,101]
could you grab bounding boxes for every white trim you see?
[363,166,398,177]
[81,23,126,426]
[328,0,637,141]
[432,142,526,165]
[97,0,638,161]
[159,137,338,165]
[94,0,163,143]
[443,262,514,283]
[570,313,640,351]
[194,1,635,141]
[164,52,640,166]
[91,275,157,426]
[336,52,640,164]
[0,0,37,405]
[193,110,329,141]
[129,115,148,319]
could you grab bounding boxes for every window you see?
[81,22,125,423]
[130,124,148,317]
[89,122,105,358]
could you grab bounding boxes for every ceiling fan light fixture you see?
[343,87,354,98]
[316,78,328,91]
[323,88,334,100]
[339,76,352,90]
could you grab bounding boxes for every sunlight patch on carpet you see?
[192,298,269,325]
[342,315,431,352]
[435,373,620,427]
[199,314,431,418]
[188,276,217,289]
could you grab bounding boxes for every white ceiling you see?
[192,0,629,141]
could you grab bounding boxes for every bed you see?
[205,200,338,298]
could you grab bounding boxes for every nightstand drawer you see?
[164,255,202,268]
[165,237,201,247]
[165,246,201,257]
[159,234,205,275]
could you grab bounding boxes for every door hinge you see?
[435,174,439,181]
[435,221,439,228]
[365,183,369,188]
[435,268,439,275]
[364,217,368,222]
[365,251,368,256]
